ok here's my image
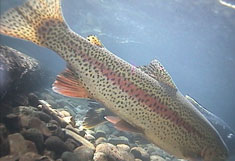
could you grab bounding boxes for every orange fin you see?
[105,116,142,133]
[52,68,91,98]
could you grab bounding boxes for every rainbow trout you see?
[0,0,228,160]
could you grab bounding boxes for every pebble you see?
[44,136,71,154]
[93,152,107,161]
[95,130,106,138]
[4,113,21,133]
[117,144,130,152]
[96,143,135,161]
[74,145,94,161]
[8,133,38,156]
[131,147,150,161]
[95,137,107,145]
[28,117,52,137]
[21,128,44,153]
[0,154,19,161]
[150,155,167,161]
[33,111,51,123]
[46,122,64,139]
[61,151,79,161]
[19,152,41,161]
[108,136,130,145]
[65,138,81,150]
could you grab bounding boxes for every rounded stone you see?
[61,151,79,161]
[33,111,51,123]
[150,155,167,161]
[21,128,44,153]
[93,152,108,161]
[45,136,71,154]
[108,136,129,145]
[95,137,107,145]
[117,144,130,152]
[131,147,150,161]
[74,145,94,161]
[64,138,81,150]
[95,130,106,139]
[19,152,41,161]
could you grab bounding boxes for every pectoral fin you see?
[82,108,107,129]
[52,68,91,98]
[105,116,143,133]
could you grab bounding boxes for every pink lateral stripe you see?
[68,43,203,138]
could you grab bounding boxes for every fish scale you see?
[0,0,228,160]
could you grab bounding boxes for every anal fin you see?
[105,116,143,133]
[52,68,91,98]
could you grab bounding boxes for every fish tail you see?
[0,0,67,47]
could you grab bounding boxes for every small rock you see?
[65,138,81,150]
[135,159,142,161]
[95,137,107,145]
[19,152,41,161]
[46,122,64,139]
[108,136,129,145]
[14,106,38,116]
[93,152,108,161]
[33,111,51,123]
[74,145,94,161]
[8,133,38,156]
[131,147,150,161]
[61,151,79,161]
[95,124,112,135]
[56,159,63,161]
[43,150,56,160]
[0,123,9,157]
[96,143,135,161]
[4,113,21,133]
[95,130,106,138]
[0,154,19,161]
[19,115,31,128]
[117,144,130,152]
[28,117,51,137]
[150,155,166,161]
[45,136,71,154]
[21,128,44,153]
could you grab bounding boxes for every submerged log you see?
[0,45,52,105]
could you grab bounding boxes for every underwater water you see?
[0,0,235,161]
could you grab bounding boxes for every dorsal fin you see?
[138,59,177,89]
[86,35,104,48]
[52,68,92,98]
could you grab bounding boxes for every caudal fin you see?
[0,0,66,46]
